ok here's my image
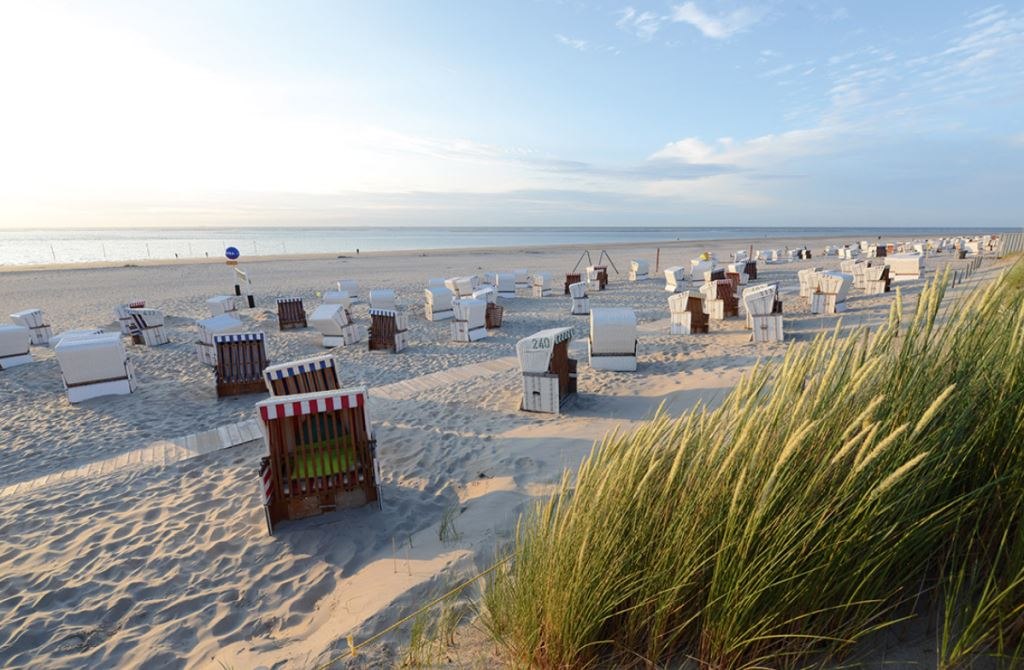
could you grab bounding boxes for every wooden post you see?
[655,247,660,273]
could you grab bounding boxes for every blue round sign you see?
[225,246,240,260]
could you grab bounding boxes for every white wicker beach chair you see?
[424,286,455,321]
[0,325,33,369]
[54,332,135,402]
[309,303,363,347]
[451,298,487,342]
[194,313,245,365]
[588,308,638,371]
[516,327,577,414]
[9,309,52,346]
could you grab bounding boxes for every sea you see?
[0,226,1012,266]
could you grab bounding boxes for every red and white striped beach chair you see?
[256,388,381,534]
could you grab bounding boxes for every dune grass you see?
[482,262,1024,668]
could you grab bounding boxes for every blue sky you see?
[0,0,1021,228]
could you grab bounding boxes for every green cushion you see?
[288,444,357,478]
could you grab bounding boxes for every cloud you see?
[670,2,766,39]
[762,63,795,77]
[616,6,664,40]
[555,33,589,51]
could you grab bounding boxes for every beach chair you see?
[743,260,757,280]
[886,253,924,282]
[368,289,397,311]
[10,309,52,346]
[864,265,891,294]
[444,276,478,298]
[569,281,589,315]
[424,286,455,321]
[810,271,853,314]
[563,273,581,295]
[532,272,556,298]
[309,303,364,347]
[54,332,135,402]
[668,291,705,335]
[114,301,146,335]
[427,277,446,288]
[690,259,714,283]
[276,297,307,330]
[513,269,530,292]
[368,308,409,353]
[717,279,739,317]
[207,295,238,316]
[234,267,256,308]
[703,267,726,283]
[743,284,783,342]
[194,313,246,365]
[585,265,607,291]
[734,250,749,263]
[588,308,638,371]
[264,354,342,396]
[516,327,577,414]
[451,298,487,342]
[213,332,268,397]
[486,302,504,329]
[337,280,360,301]
[322,290,353,308]
[726,263,749,286]
[128,308,169,346]
[0,325,33,369]
[473,286,497,303]
[51,329,106,346]
[664,266,686,293]
[628,260,649,281]
[496,272,516,298]
[256,387,380,534]
[798,268,822,298]
[841,259,868,290]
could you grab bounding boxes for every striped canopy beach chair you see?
[256,387,381,534]
[213,332,268,397]
[194,313,246,365]
[264,354,342,396]
[114,301,146,335]
[368,308,409,353]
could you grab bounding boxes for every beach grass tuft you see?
[482,261,1024,668]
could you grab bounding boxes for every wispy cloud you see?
[670,2,766,39]
[555,33,589,51]
[616,6,664,40]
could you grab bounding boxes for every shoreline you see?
[0,229,987,274]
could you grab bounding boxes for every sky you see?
[0,0,1021,229]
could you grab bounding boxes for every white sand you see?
[0,236,997,668]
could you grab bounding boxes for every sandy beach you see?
[0,235,1002,668]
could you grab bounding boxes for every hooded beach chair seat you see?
[128,308,169,346]
[628,260,649,281]
[472,286,497,303]
[701,279,738,320]
[264,354,342,396]
[864,265,891,294]
[742,284,784,342]
[563,272,581,295]
[368,308,409,353]
[664,266,686,293]
[496,272,516,297]
[0,325,33,369]
[798,268,823,298]
[114,301,146,335]
[726,263,749,286]
[588,308,638,371]
[424,286,455,321]
[451,298,487,342]
[213,332,268,397]
[368,289,397,311]
[337,280,360,301]
[811,271,853,314]
[668,290,707,334]
[10,309,52,346]
[513,269,530,290]
[444,276,478,298]
[531,272,556,298]
[690,259,714,282]
[194,313,246,366]
[309,303,363,347]
[207,295,238,316]
[256,387,380,534]
[276,297,307,330]
[568,281,589,315]
[54,332,135,402]
[427,277,446,288]
[516,327,577,414]
[886,253,924,282]
[322,290,353,308]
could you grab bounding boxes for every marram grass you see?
[483,263,1024,669]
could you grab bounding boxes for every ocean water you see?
[0,226,1009,266]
